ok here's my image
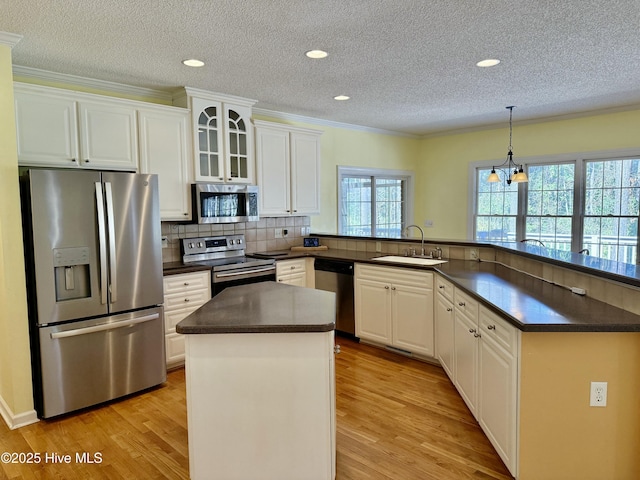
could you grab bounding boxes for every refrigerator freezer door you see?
[27,169,107,325]
[36,306,166,418]
[102,172,163,313]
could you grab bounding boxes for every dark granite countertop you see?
[176,281,336,334]
[166,247,640,333]
[436,260,640,332]
[162,261,212,276]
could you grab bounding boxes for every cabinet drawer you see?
[479,306,518,354]
[163,271,210,294]
[454,288,479,319]
[276,259,306,276]
[435,275,454,302]
[164,289,210,311]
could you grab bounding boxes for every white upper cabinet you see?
[255,120,322,216]
[14,83,138,171]
[138,106,192,221]
[175,88,256,184]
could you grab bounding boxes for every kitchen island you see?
[177,281,336,480]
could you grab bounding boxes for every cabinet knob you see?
[290,266,295,270]
[474,333,482,338]
[384,285,390,289]
[334,345,341,354]
[228,178,232,181]
[71,158,77,163]
[438,285,445,289]
[184,282,190,286]
[84,159,90,163]
[293,210,298,212]
[184,298,190,302]
[487,324,496,330]
[391,286,396,290]
[469,328,476,334]
[184,213,189,216]
[458,302,466,307]
[446,307,452,312]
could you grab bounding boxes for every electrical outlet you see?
[469,248,479,260]
[282,228,288,237]
[161,236,168,248]
[424,219,434,227]
[375,241,382,252]
[274,228,283,239]
[590,381,607,407]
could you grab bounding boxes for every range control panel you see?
[182,234,245,257]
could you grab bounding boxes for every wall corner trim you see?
[0,394,38,430]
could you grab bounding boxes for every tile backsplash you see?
[161,216,310,263]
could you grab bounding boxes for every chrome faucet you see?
[404,224,425,256]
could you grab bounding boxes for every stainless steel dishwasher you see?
[314,258,355,336]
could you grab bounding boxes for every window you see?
[476,169,518,242]
[525,163,575,252]
[473,154,640,264]
[338,167,414,237]
[583,158,640,263]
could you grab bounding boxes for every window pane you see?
[339,172,407,237]
[525,162,574,252]
[584,158,640,263]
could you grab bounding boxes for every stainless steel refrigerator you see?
[20,168,166,418]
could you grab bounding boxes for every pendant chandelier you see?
[487,106,528,185]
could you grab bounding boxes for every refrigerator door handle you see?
[50,313,160,339]
[95,182,108,305]
[104,182,118,303]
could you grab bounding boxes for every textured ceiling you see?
[2,0,640,135]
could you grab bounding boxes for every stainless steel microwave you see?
[192,184,259,224]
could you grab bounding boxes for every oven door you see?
[211,265,276,297]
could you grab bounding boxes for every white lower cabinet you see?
[435,275,455,378]
[478,307,519,477]
[276,258,314,287]
[163,271,211,368]
[355,264,434,357]
[453,288,480,415]
[437,276,518,477]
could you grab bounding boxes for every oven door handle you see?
[215,266,276,278]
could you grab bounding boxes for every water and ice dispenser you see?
[53,247,91,301]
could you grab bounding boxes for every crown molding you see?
[12,65,173,102]
[174,86,257,107]
[252,107,418,138]
[0,32,23,48]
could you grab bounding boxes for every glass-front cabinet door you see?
[191,97,254,184]
[192,98,224,182]
[224,104,253,183]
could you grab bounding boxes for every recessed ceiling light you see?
[334,95,350,101]
[476,59,500,67]
[182,59,205,67]
[305,50,328,59]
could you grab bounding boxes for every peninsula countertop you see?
[176,281,336,334]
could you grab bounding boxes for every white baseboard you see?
[0,394,38,430]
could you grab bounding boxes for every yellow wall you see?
[418,109,640,240]
[519,332,640,480]
[0,46,34,421]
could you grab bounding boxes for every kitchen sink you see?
[371,255,448,266]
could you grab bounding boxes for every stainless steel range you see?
[182,234,276,296]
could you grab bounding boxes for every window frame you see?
[469,148,640,263]
[337,166,415,237]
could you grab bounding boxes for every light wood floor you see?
[0,337,512,479]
